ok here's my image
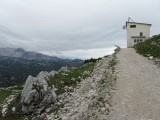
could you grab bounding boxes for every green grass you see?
[48,63,95,95]
[0,90,12,103]
[134,34,160,58]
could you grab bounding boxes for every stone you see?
[59,67,70,73]
[45,107,51,113]
[3,104,8,108]
[101,107,106,112]
[40,113,46,119]
[148,56,153,60]
[21,70,57,115]
[46,114,54,120]
[7,95,15,103]
[12,107,16,112]
[2,107,7,116]
[83,71,90,75]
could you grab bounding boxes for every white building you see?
[126,22,151,47]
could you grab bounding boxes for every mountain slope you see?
[134,34,160,66]
[0,48,59,60]
[0,48,83,87]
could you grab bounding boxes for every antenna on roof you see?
[128,17,134,22]
[123,17,135,30]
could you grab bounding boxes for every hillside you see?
[134,34,160,66]
[0,48,83,87]
[0,47,120,120]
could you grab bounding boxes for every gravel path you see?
[109,48,160,120]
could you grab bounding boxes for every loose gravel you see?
[109,48,160,120]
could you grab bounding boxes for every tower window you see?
[130,25,136,28]
[140,32,143,36]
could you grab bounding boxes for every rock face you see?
[21,70,57,115]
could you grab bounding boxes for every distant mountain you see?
[0,48,83,87]
[0,48,60,60]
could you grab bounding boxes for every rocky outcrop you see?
[21,70,57,115]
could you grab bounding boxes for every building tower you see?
[125,18,151,47]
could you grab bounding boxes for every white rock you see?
[46,114,54,120]
[45,107,51,113]
[59,67,70,73]
[12,107,16,112]
[21,71,57,115]
[149,56,153,60]
[7,95,15,103]
[3,104,8,108]
[2,107,7,116]
[101,107,106,112]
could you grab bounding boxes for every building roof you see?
[126,22,152,26]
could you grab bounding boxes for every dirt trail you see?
[109,48,160,120]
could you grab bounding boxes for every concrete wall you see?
[127,22,151,47]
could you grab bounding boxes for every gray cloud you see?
[0,0,159,58]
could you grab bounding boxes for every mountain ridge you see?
[0,48,83,87]
[0,48,61,61]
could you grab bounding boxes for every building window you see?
[140,39,143,42]
[134,39,136,43]
[140,32,143,36]
[137,39,139,43]
[130,25,136,28]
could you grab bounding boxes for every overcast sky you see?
[0,0,159,59]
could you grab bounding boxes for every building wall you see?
[127,22,151,47]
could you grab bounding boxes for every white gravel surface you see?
[109,48,160,120]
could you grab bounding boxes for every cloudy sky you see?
[0,0,159,59]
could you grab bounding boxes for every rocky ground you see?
[51,53,118,120]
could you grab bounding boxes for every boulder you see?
[2,105,8,117]
[58,66,70,73]
[21,70,57,115]
[148,56,153,60]
[12,107,16,112]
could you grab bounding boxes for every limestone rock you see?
[21,70,57,115]
[2,106,7,117]
[12,107,16,112]
[148,56,153,60]
[59,67,70,73]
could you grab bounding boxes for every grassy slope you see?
[134,34,160,58]
[0,85,24,120]
[48,63,95,95]
[134,34,160,67]
[0,90,12,104]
